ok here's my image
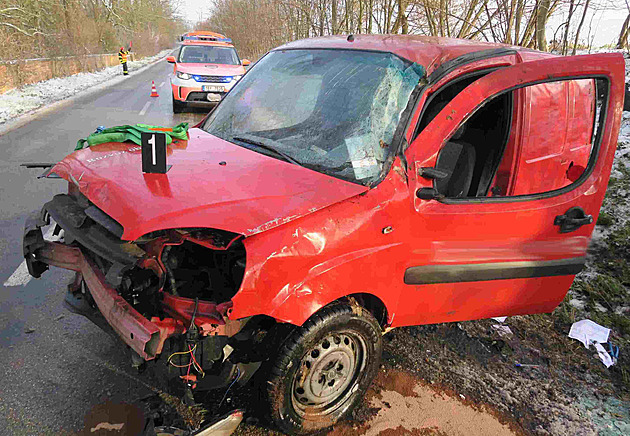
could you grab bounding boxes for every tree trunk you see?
[571,0,590,55]
[536,0,551,51]
[561,0,575,55]
[439,0,446,37]
[504,0,517,44]
[424,2,437,36]
[617,12,630,49]
[391,0,409,34]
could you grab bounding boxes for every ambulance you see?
[168,31,250,113]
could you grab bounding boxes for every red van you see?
[23,36,624,434]
[168,31,250,113]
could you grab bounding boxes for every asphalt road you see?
[0,54,208,435]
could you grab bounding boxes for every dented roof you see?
[274,35,530,75]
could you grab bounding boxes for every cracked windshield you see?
[202,49,422,184]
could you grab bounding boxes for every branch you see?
[0,22,49,37]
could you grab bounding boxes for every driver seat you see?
[424,101,476,198]
[435,125,476,198]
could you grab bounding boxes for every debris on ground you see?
[568,319,617,367]
[568,319,611,347]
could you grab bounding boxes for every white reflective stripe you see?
[139,101,151,116]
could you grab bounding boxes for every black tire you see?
[172,96,184,113]
[267,304,382,434]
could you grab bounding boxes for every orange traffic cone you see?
[150,81,159,97]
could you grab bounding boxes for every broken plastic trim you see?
[36,241,162,359]
[24,233,239,360]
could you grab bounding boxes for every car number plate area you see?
[202,85,225,92]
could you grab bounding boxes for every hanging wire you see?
[166,343,205,377]
[218,367,241,409]
[167,344,197,367]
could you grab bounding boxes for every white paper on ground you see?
[593,342,615,368]
[568,319,615,368]
[568,319,610,348]
[491,324,513,337]
[492,316,507,323]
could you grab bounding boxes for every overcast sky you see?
[176,0,627,48]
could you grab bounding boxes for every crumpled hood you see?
[52,128,367,241]
[176,63,245,77]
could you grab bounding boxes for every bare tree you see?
[536,0,552,50]
[617,1,630,49]
[571,0,590,54]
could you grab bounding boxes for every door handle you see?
[554,207,593,233]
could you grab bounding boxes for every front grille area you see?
[193,75,232,83]
[187,92,224,102]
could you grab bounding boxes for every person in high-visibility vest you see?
[118,47,128,76]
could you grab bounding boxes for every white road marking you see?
[139,101,151,116]
[159,81,165,87]
[4,226,56,287]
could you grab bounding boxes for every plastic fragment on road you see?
[75,122,189,150]
[90,422,125,432]
[568,319,615,367]
[153,409,243,436]
[195,409,243,435]
[490,316,511,336]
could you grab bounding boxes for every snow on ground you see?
[0,49,172,125]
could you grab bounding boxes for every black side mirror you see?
[418,167,449,180]
[416,187,442,200]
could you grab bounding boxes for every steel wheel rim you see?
[291,331,367,418]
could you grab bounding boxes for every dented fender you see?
[230,158,412,326]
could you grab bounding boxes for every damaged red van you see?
[23,35,624,434]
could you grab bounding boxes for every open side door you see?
[395,53,624,327]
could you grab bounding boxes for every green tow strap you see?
[75,122,189,151]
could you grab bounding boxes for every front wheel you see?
[266,304,382,434]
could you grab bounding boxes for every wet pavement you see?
[0,55,208,435]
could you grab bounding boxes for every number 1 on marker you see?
[148,134,156,165]
[141,131,167,173]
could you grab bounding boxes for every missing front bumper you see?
[23,211,237,361]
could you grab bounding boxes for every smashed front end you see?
[23,184,270,391]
